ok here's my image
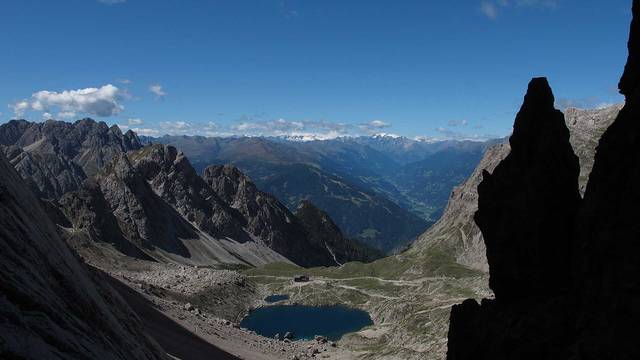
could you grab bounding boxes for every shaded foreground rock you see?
[0,152,165,359]
[474,77,581,301]
[447,3,640,359]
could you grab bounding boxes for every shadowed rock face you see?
[447,2,640,359]
[574,0,640,356]
[0,152,166,359]
[203,164,310,258]
[130,145,248,242]
[295,201,383,265]
[475,77,581,301]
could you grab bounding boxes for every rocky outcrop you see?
[475,77,581,300]
[58,180,154,260]
[0,152,166,359]
[62,148,284,267]
[0,119,141,198]
[2,144,86,199]
[203,164,310,261]
[129,145,248,241]
[447,2,640,358]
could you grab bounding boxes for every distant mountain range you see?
[145,134,498,252]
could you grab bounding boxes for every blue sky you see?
[0,0,632,140]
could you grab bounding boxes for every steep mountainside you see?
[294,200,383,264]
[203,164,382,265]
[0,152,166,359]
[151,134,493,251]
[56,142,375,268]
[407,104,620,273]
[565,104,623,192]
[447,5,640,357]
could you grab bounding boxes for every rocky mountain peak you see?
[475,77,580,301]
[202,164,257,205]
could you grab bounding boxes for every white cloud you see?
[42,112,53,120]
[10,100,30,117]
[149,84,166,98]
[358,119,392,135]
[58,111,77,119]
[231,118,350,139]
[159,121,193,135]
[369,120,390,128]
[24,84,125,118]
[128,118,143,125]
[131,128,160,136]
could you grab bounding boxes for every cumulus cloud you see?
[149,84,166,98]
[58,111,77,119]
[11,84,125,119]
[128,118,143,125]
[10,100,30,117]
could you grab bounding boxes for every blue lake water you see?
[240,304,373,341]
[264,294,289,303]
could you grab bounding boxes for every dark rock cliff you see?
[0,152,166,359]
[447,2,640,359]
[474,77,581,301]
[295,200,383,265]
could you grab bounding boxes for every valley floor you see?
[80,242,490,360]
[82,244,360,359]
[245,263,491,360]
